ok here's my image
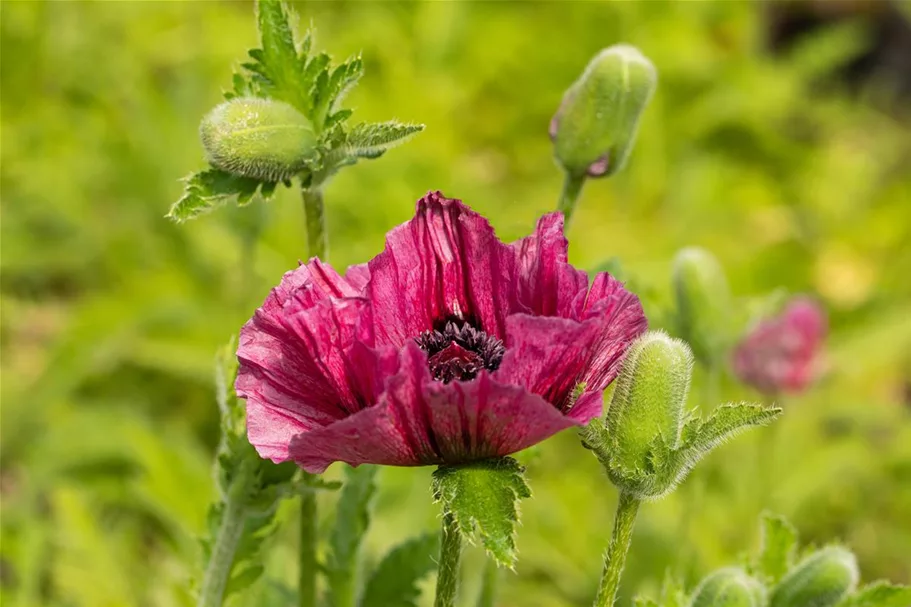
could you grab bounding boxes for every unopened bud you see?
[769,546,858,607]
[604,332,692,492]
[672,247,733,366]
[200,97,318,182]
[550,44,657,178]
[690,568,766,607]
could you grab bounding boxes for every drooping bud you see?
[581,332,780,500]
[672,247,733,366]
[200,97,318,182]
[550,44,657,178]
[732,297,827,396]
[690,568,766,607]
[769,546,858,607]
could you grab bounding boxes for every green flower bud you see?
[770,547,859,607]
[672,247,733,366]
[551,44,657,178]
[581,331,780,500]
[200,97,318,182]
[606,332,693,474]
[690,568,766,607]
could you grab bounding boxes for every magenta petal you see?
[497,272,646,409]
[510,212,589,318]
[366,192,515,345]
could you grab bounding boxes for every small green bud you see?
[581,331,780,500]
[770,547,859,607]
[607,332,693,473]
[690,568,766,607]
[672,247,733,366]
[551,44,657,178]
[200,97,318,182]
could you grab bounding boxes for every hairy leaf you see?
[167,170,276,223]
[326,465,378,607]
[838,582,911,607]
[346,122,425,158]
[679,403,781,467]
[431,457,531,568]
[255,0,308,112]
[361,534,439,607]
[758,512,798,584]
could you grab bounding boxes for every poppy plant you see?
[732,297,827,396]
[236,191,647,472]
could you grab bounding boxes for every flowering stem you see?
[434,511,463,607]
[301,186,328,260]
[198,492,246,607]
[593,491,641,607]
[476,558,499,607]
[557,172,587,225]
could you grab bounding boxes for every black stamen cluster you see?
[415,321,506,382]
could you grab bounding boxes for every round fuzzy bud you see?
[200,97,318,182]
[672,247,733,366]
[690,568,766,607]
[551,44,657,178]
[770,547,859,607]
[605,331,693,490]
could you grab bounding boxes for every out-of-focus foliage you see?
[1,2,909,606]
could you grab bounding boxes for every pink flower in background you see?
[236,191,647,472]
[732,297,827,396]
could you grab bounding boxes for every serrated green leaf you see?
[255,0,308,112]
[838,582,911,607]
[225,565,264,597]
[431,457,531,568]
[659,571,688,607]
[346,121,424,158]
[679,403,781,466]
[633,599,660,607]
[312,56,364,128]
[326,465,378,607]
[758,512,799,584]
[167,170,263,223]
[361,534,439,607]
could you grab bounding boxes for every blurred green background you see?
[2,1,910,606]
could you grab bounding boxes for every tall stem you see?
[557,172,587,225]
[434,512,463,607]
[198,496,246,607]
[298,181,328,607]
[593,492,640,607]
[476,558,499,607]
[301,186,327,260]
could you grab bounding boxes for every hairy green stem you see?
[557,172,587,225]
[298,479,318,607]
[593,492,640,607]
[299,181,328,607]
[434,512,463,607]
[301,186,327,260]
[198,496,246,607]
[477,558,499,607]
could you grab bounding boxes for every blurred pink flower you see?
[732,297,827,396]
[236,192,647,472]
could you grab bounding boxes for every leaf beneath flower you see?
[167,170,276,223]
[838,582,911,607]
[431,457,531,569]
[757,512,798,584]
[361,534,439,607]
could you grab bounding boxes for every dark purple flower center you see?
[415,321,506,383]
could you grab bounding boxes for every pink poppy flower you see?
[732,297,827,396]
[236,192,647,472]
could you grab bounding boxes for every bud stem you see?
[557,172,587,225]
[301,185,328,260]
[477,557,499,607]
[593,491,641,607]
[434,511,463,607]
[299,180,328,607]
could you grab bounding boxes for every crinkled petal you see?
[288,342,580,471]
[496,272,646,409]
[367,191,516,345]
[237,258,377,462]
[509,212,589,318]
